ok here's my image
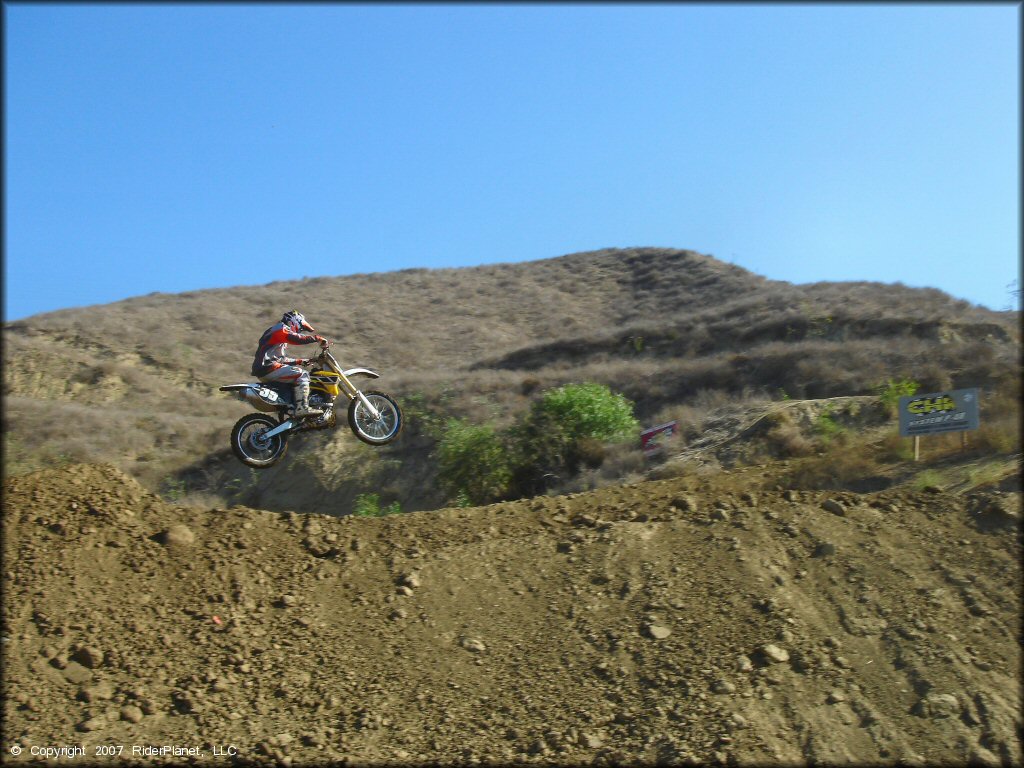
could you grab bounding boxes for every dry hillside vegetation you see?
[2,248,1018,514]
[2,248,1020,766]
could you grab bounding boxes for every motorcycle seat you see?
[260,382,292,396]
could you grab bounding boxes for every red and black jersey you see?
[251,322,319,377]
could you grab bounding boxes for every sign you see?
[898,388,980,437]
[641,421,678,454]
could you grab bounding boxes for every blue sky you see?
[4,3,1020,321]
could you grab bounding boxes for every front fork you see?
[335,371,382,420]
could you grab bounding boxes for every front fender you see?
[342,367,380,379]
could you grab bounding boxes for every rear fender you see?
[219,383,290,412]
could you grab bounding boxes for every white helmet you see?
[282,310,314,333]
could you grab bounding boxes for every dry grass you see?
[3,247,1019,509]
[784,444,886,492]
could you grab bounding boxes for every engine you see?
[309,393,332,409]
[307,393,337,430]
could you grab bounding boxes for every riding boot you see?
[292,380,323,418]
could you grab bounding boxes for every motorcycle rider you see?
[251,310,326,418]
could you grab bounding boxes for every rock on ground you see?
[2,463,1020,766]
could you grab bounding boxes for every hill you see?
[2,462,1019,765]
[3,248,1020,765]
[3,247,1019,514]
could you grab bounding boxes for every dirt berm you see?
[2,463,1020,766]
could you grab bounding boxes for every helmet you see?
[282,310,314,333]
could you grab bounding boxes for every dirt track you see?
[2,463,1021,766]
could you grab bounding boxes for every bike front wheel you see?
[348,391,403,445]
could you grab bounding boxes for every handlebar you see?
[300,338,332,367]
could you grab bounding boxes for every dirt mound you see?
[3,464,1020,765]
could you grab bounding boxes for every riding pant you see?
[258,365,310,386]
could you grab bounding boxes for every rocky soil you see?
[2,463,1021,766]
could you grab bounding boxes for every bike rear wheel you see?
[231,413,289,468]
[348,391,403,445]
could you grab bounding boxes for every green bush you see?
[510,382,639,495]
[813,406,846,444]
[911,469,945,492]
[432,383,641,502]
[353,493,400,517]
[877,377,920,416]
[534,382,639,444]
[436,419,513,506]
[162,477,187,502]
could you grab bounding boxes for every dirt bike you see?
[219,340,402,468]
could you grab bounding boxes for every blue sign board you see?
[898,388,980,437]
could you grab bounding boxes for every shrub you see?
[877,432,915,462]
[911,469,945,492]
[813,406,846,445]
[507,411,571,495]
[765,419,816,458]
[520,377,541,396]
[352,493,381,517]
[509,382,639,496]
[971,387,1021,454]
[353,493,401,517]
[574,436,608,469]
[877,377,920,416]
[973,422,1020,454]
[784,445,882,490]
[534,382,639,444]
[162,477,187,502]
[436,419,513,505]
